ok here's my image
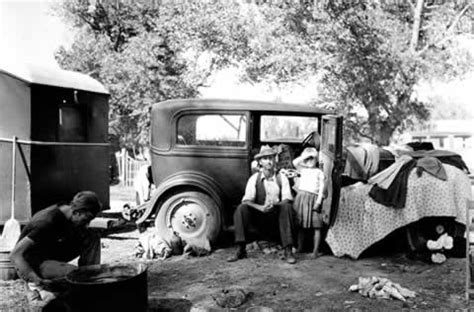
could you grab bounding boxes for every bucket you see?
[0,249,18,281]
[66,263,148,312]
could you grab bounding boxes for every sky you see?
[0,0,70,67]
[0,0,319,103]
[0,0,473,112]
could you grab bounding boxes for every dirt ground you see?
[0,223,470,311]
[95,227,469,311]
[1,184,472,311]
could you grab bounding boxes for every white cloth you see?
[242,171,293,203]
[368,155,413,189]
[133,165,153,205]
[362,143,380,178]
[27,282,56,306]
[137,233,172,260]
[297,168,324,195]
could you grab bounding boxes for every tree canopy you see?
[55,0,474,148]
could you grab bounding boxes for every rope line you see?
[0,137,109,147]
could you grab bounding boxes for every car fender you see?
[135,170,225,224]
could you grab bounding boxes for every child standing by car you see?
[292,147,325,258]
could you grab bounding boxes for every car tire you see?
[154,191,221,245]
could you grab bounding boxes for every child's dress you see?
[294,167,324,228]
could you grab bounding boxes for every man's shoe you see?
[286,253,296,264]
[227,248,247,262]
[284,247,296,264]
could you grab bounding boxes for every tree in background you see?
[55,1,232,149]
[226,1,473,145]
[55,0,473,148]
[315,2,432,145]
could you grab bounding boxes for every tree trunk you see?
[373,129,392,146]
[410,0,424,52]
[369,119,393,147]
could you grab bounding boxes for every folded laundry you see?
[415,157,447,181]
[326,164,470,259]
[431,253,447,264]
[427,233,453,251]
[368,155,413,189]
[369,152,467,209]
[344,144,380,181]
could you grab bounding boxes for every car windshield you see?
[260,115,319,143]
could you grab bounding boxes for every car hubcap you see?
[167,198,208,239]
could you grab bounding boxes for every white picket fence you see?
[116,148,149,187]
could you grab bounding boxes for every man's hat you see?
[254,145,277,160]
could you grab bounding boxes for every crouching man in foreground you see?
[10,191,102,302]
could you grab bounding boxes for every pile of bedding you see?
[326,158,471,259]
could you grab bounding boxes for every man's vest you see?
[255,171,283,205]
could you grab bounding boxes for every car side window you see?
[321,119,336,154]
[176,113,247,147]
[260,115,319,143]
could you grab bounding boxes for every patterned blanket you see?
[326,164,471,259]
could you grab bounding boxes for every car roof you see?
[150,98,335,151]
[152,98,334,115]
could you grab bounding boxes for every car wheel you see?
[155,191,221,245]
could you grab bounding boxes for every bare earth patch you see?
[2,184,472,311]
[0,226,470,311]
[98,228,470,311]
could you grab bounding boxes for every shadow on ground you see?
[148,298,193,312]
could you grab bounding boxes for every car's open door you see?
[320,115,343,227]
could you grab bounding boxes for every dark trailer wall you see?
[0,63,110,224]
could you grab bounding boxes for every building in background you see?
[407,119,474,174]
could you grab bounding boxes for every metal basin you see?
[66,263,148,311]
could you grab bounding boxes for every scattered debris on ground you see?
[1,227,469,311]
[211,287,249,308]
[349,276,416,301]
[0,279,41,311]
[135,231,211,260]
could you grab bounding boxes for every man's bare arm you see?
[242,200,273,213]
[10,237,47,285]
[274,199,291,206]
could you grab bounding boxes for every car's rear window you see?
[177,113,247,147]
[260,115,319,143]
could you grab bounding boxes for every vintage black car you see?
[136,99,343,246]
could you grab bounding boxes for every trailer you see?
[0,62,110,224]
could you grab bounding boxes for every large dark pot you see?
[65,263,148,312]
